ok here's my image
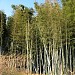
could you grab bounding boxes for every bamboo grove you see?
[0,0,75,75]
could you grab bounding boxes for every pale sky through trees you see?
[0,0,44,17]
[0,0,61,17]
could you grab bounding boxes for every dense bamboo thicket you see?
[0,0,75,75]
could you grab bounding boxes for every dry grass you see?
[0,55,42,75]
[0,56,39,75]
[0,56,3,75]
[2,70,42,75]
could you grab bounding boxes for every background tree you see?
[0,11,7,55]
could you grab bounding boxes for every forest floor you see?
[0,55,75,75]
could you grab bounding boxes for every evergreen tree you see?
[0,11,7,54]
